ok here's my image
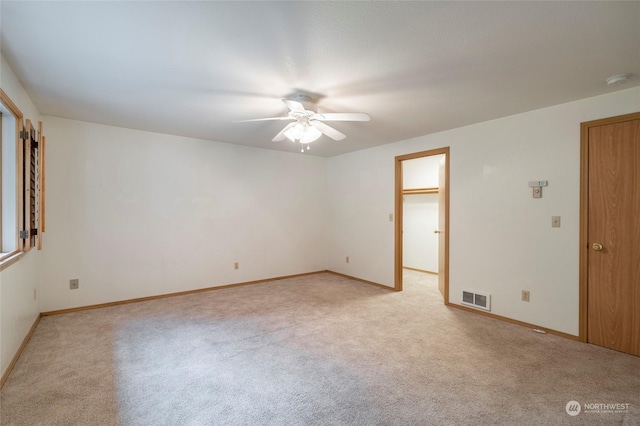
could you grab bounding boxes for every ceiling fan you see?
[236,94,370,152]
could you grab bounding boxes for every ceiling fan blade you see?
[313,112,370,122]
[283,99,306,113]
[233,117,293,123]
[311,121,346,141]
[272,122,297,142]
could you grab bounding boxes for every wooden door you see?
[584,113,640,356]
[438,155,446,298]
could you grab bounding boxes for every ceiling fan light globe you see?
[284,123,304,142]
[301,125,322,144]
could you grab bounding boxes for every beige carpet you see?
[1,271,639,425]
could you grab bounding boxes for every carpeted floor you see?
[1,271,639,425]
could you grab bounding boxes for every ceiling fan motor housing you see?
[291,94,318,114]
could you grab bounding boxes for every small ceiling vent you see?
[461,290,491,311]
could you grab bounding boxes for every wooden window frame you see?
[0,89,45,270]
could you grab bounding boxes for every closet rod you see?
[402,187,439,195]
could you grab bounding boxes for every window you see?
[1,90,22,260]
[1,89,45,267]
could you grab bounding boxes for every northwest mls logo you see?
[566,400,631,416]
[566,401,581,416]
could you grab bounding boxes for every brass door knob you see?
[592,243,604,251]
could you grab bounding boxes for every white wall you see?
[327,87,640,336]
[0,56,42,378]
[38,118,328,312]
[403,156,441,189]
[403,194,438,272]
[402,155,443,272]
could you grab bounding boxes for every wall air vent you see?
[461,290,491,311]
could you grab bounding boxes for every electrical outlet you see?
[70,279,79,290]
[522,290,530,302]
[234,262,239,270]
[388,213,393,222]
[346,256,350,264]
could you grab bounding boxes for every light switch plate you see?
[552,216,561,227]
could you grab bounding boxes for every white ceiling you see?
[1,1,639,157]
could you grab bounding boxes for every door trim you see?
[579,111,640,343]
[394,147,450,302]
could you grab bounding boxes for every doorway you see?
[579,112,640,356]
[395,147,449,304]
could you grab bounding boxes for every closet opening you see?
[394,147,449,304]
